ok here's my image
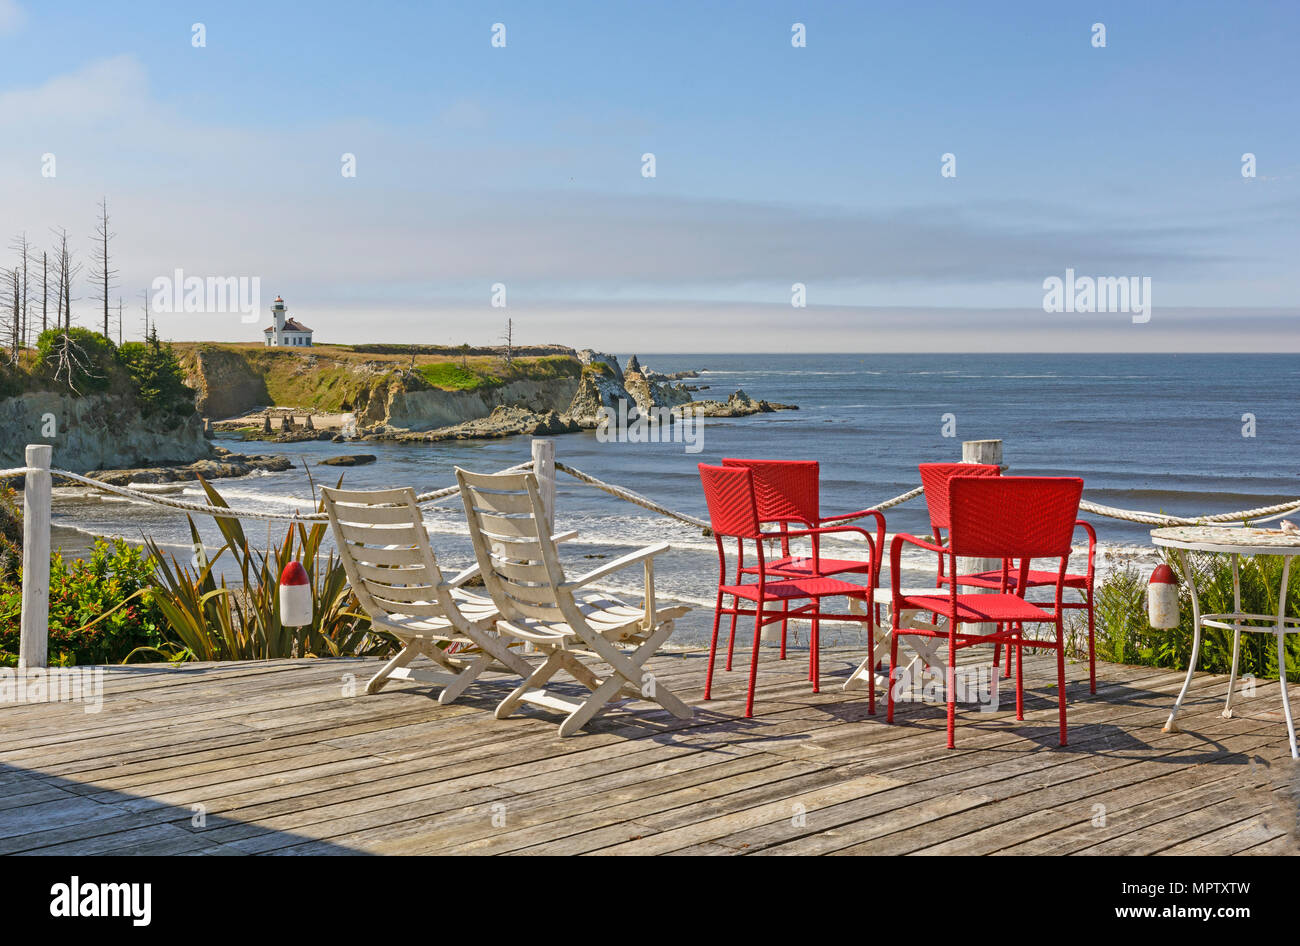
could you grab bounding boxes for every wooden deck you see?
[2,646,1297,855]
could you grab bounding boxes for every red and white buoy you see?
[279,561,313,627]
[1147,563,1180,628]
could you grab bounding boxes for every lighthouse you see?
[262,296,314,347]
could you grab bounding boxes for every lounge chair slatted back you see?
[322,484,532,703]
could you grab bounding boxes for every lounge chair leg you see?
[495,651,565,720]
[558,673,626,737]
[366,644,419,694]
[437,653,493,705]
[704,591,723,700]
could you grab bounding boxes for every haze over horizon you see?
[2,0,1297,352]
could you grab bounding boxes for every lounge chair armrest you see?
[441,562,482,589]
[564,542,672,589]
[552,529,578,544]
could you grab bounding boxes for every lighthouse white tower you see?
[271,297,286,342]
[262,296,313,347]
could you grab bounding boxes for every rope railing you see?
[6,461,1300,532]
[11,435,1300,670]
[1,461,533,523]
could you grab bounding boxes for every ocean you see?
[51,353,1300,647]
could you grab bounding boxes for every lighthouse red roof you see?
[264,318,313,333]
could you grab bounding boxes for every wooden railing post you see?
[961,439,1003,637]
[19,444,52,670]
[531,438,556,535]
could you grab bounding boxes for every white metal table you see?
[1152,526,1300,758]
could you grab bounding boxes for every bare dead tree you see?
[140,287,150,339]
[88,197,118,338]
[501,317,514,367]
[51,227,80,331]
[3,267,19,362]
[40,251,48,335]
[12,233,31,351]
[45,330,99,394]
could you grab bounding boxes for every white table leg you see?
[1275,556,1298,759]
[1164,549,1202,734]
[1223,553,1243,718]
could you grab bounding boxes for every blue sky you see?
[1,0,1297,350]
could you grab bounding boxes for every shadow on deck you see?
[1,647,1296,855]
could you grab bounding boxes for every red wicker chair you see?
[699,464,876,717]
[887,475,1084,748]
[720,458,884,663]
[920,462,1098,693]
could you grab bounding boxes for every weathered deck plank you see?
[1,647,1295,855]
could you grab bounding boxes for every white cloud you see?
[0,54,148,123]
[1,55,1296,351]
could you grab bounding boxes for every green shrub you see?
[118,330,196,420]
[417,361,497,391]
[1070,555,1300,682]
[145,476,387,661]
[0,487,20,582]
[36,327,117,393]
[0,538,168,667]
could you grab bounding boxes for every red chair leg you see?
[946,636,957,749]
[726,596,739,671]
[1087,590,1097,694]
[745,605,763,718]
[704,591,723,701]
[780,600,789,660]
[867,610,876,716]
[811,616,820,693]
[886,624,900,723]
[1004,626,1013,677]
[1015,629,1024,721]
[1056,619,1068,746]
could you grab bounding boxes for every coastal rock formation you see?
[318,454,377,466]
[86,449,293,486]
[567,361,639,427]
[622,355,694,415]
[379,377,579,432]
[184,346,272,418]
[0,391,212,473]
[678,389,798,418]
[384,405,581,442]
[577,350,624,382]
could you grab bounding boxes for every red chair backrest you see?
[918,462,1001,530]
[721,458,819,526]
[698,464,763,539]
[947,476,1083,560]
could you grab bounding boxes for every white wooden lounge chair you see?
[456,467,693,736]
[321,485,535,703]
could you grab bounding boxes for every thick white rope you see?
[5,461,1300,530]
[555,462,712,531]
[0,462,532,522]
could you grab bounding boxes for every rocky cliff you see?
[0,392,212,472]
